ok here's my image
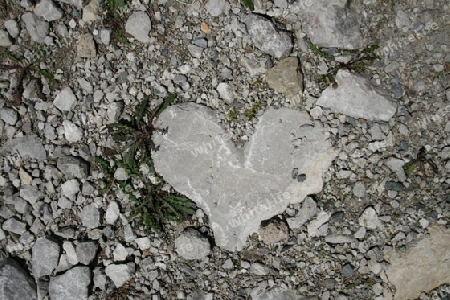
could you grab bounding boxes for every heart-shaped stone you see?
[152,103,336,251]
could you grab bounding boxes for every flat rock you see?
[105,264,131,287]
[244,14,292,59]
[0,135,46,161]
[20,185,44,204]
[54,87,77,111]
[294,0,363,49]
[0,107,18,125]
[204,0,226,16]
[359,207,383,230]
[34,0,63,21]
[0,258,37,300]
[57,155,89,179]
[316,69,397,121]
[0,30,12,47]
[152,103,336,251]
[79,204,100,229]
[4,20,19,38]
[125,11,151,43]
[265,57,303,102]
[61,179,80,200]
[32,237,60,278]
[49,267,91,300]
[77,33,96,58]
[21,12,49,43]
[63,120,83,143]
[385,226,450,300]
[2,218,27,235]
[76,241,98,265]
[175,228,211,260]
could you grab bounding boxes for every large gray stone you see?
[175,228,211,260]
[105,264,131,288]
[57,155,89,179]
[76,241,98,265]
[244,14,292,59]
[53,87,77,112]
[32,237,60,278]
[0,258,37,300]
[385,226,450,300]
[21,13,49,43]
[294,0,363,49]
[79,204,100,229]
[316,69,397,121]
[125,11,151,43]
[0,135,46,161]
[49,267,91,300]
[34,0,63,21]
[152,103,336,251]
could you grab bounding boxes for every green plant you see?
[403,146,438,177]
[96,94,197,232]
[243,0,254,10]
[0,48,58,105]
[228,107,238,121]
[244,101,262,119]
[101,0,131,45]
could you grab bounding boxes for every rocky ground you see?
[0,0,449,299]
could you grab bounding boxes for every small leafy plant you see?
[403,146,438,177]
[0,48,58,105]
[96,95,197,232]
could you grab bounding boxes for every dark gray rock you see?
[57,155,89,179]
[0,258,37,300]
[49,267,91,300]
[76,241,98,265]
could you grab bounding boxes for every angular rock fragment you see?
[244,14,292,59]
[152,103,336,251]
[175,228,211,260]
[125,11,151,43]
[57,155,89,179]
[49,267,91,300]
[294,0,363,49]
[265,57,303,102]
[77,33,96,58]
[385,226,450,300]
[0,135,46,161]
[32,237,60,278]
[105,264,131,287]
[0,258,37,300]
[21,13,49,43]
[34,0,63,21]
[54,87,77,111]
[316,69,396,121]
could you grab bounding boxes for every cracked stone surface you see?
[152,103,336,251]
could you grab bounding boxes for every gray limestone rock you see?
[0,30,12,47]
[105,264,131,287]
[57,155,89,179]
[286,197,317,229]
[4,20,20,38]
[204,0,226,16]
[2,218,27,235]
[80,204,100,229]
[49,267,91,300]
[175,228,211,260]
[0,108,18,125]
[0,258,37,300]
[295,0,363,49]
[54,87,77,111]
[265,57,303,101]
[125,11,151,43]
[21,13,49,43]
[316,69,397,121]
[385,226,450,300]
[34,0,63,21]
[152,103,336,251]
[77,33,96,58]
[20,185,44,204]
[76,242,98,265]
[32,237,60,278]
[0,135,46,161]
[244,14,292,59]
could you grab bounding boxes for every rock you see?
[114,168,129,181]
[352,181,366,198]
[258,220,288,245]
[216,82,234,102]
[105,201,120,225]
[76,241,98,265]
[63,120,83,143]
[0,258,37,300]
[125,12,151,43]
[0,30,12,47]
[21,13,49,43]
[106,101,124,123]
[54,0,83,8]
[57,155,89,179]
[385,226,450,300]
[32,237,60,278]
[34,0,63,21]
[385,158,406,182]
[307,211,331,237]
[0,135,46,161]
[123,224,136,242]
[2,218,27,235]
[77,78,93,94]
[0,108,18,125]
[187,44,204,58]
[63,241,78,265]
[77,33,96,58]
[241,53,267,77]
[100,28,111,45]
[80,204,100,229]
[359,207,383,230]
[54,87,77,111]
[113,244,128,262]
[61,179,80,200]
[20,185,44,204]
[204,0,226,16]
[385,181,404,192]
[249,263,270,275]
[286,197,317,229]
[105,264,131,287]
[341,263,355,278]
[175,229,211,260]
[295,0,363,49]
[135,237,151,250]
[4,20,20,38]
[82,0,99,23]
[255,287,312,300]
[49,267,91,300]
[316,69,396,121]
[325,235,354,244]
[265,57,303,101]
[152,103,335,251]
[244,14,292,59]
